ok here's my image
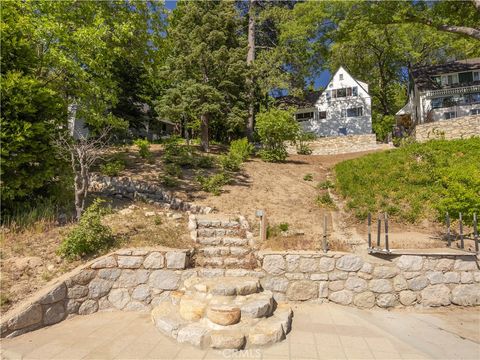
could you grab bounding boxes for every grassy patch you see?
[334,138,480,224]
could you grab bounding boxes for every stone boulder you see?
[336,255,363,272]
[329,290,353,305]
[420,285,451,307]
[286,280,318,301]
[451,284,480,306]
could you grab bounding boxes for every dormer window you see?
[339,74,344,80]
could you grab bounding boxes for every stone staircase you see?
[151,276,292,349]
[189,214,258,269]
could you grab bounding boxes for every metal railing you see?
[423,85,480,97]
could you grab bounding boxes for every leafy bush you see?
[279,223,289,232]
[335,138,480,224]
[133,139,152,159]
[100,160,125,176]
[160,175,179,188]
[164,163,182,178]
[256,108,299,162]
[229,138,254,162]
[196,172,231,195]
[303,173,313,181]
[317,180,334,189]
[316,193,335,207]
[296,132,315,155]
[258,148,288,162]
[220,153,242,172]
[195,155,216,169]
[58,199,114,259]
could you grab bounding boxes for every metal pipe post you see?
[367,213,372,249]
[322,214,328,253]
[459,212,464,249]
[474,213,479,253]
[384,213,389,252]
[446,212,451,247]
[377,218,381,247]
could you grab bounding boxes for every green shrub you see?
[196,172,231,196]
[256,108,299,162]
[133,139,152,159]
[258,148,288,162]
[100,160,125,176]
[296,132,315,155]
[303,174,313,181]
[220,153,242,172]
[316,193,335,207]
[335,138,480,225]
[229,138,254,161]
[58,199,114,259]
[164,163,182,178]
[279,222,289,232]
[317,180,334,189]
[195,155,216,169]
[160,175,179,188]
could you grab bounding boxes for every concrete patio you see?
[1,303,479,360]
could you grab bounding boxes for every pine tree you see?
[157,0,247,152]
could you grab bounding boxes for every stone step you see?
[196,256,255,269]
[199,246,251,258]
[151,290,292,350]
[197,228,244,237]
[183,276,261,296]
[197,219,240,229]
[197,237,248,247]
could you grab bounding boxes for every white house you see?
[293,66,372,137]
[396,58,480,127]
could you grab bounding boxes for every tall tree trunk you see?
[200,113,209,152]
[246,0,256,142]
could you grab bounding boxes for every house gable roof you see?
[412,58,480,91]
[324,66,370,96]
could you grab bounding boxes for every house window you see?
[474,71,480,81]
[471,109,480,115]
[318,111,327,119]
[352,86,358,96]
[432,76,441,85]
[444,111,456,120]
[339,74,344,80]
[347,107,363,117]
[296,112,314,122]
[336,88,347,97]
[466,92,480,104]
[431,98,443,109]
[447,74,459,85]
[459,72,473,84]
[338,127,347,135]
[326,91,331,100]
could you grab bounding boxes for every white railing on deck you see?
[423,85,480,97]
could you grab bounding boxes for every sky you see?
[163,0,331,90]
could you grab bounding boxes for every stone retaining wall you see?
[2,248,479,339]
[90,175,212,214]
[287,134,391,155]
[415,115,480,142]
[0,248,193,339]
[257,251,479,308]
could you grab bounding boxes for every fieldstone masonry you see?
[257,252,480,308]
[415,115,480,142]
[286,134,392,155]
[89,175,212,214]
[1,247,479,340]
